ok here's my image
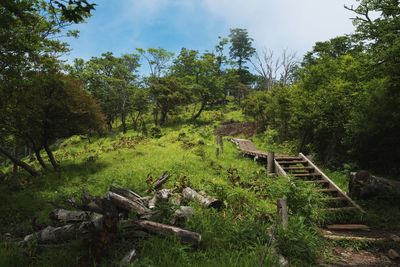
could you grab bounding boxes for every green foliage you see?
[276,216,322,266]
[69,52,141,133]
[228,28,256,72]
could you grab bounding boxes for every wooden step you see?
[316,188,337,193]
[283,166,315,171]
[277,160,308,165]
[323,207,359,212]
[326,224,370,231]
[304,179,329,185]
[276,157,303,161]
[325,196,348,202]
[292,173,322,178]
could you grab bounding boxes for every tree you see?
[251,49,297,90]
[70,52,141,133]
[215,36,229,74]
[0,0,95,175]
[1,70,104,172]
[172,49,224,120]
[136,48,174,78]
[149,76,191,125]
[228,28,256,80]
[343,0,400,173]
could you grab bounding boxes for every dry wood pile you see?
[14,172,222,265]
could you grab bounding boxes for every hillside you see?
[0,108,398,267]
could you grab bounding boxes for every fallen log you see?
[326,224,370,231]
[49,209,93,223]
[136,220,201,246]
[171,206,194,224]
[107,191,150,215]
[147,172,170,192]
[148,189,172,209]
[110,186,148,207]
[120,248,137,266]
[182,187,223,209]
[23,221,93,243]
[349,171,400,199]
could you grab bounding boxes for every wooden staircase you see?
[275,153,365,213]
[230,138,364,213]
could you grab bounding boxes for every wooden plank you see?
[292,173,322,177]
[276,160,308,165]
[277,198,288,229]
[304,179,330,185]
[284,166,315,171]
[267,152,275,175]
[299,153,365,213]
[327,224,370,231]
[275,157,303,161]
[323,207,359,212]
[274,159,288,176]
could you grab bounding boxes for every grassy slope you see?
[1,107,398,266]
[0,109,286,266]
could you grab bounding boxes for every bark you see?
[109,186,149,207]
[107,191,150,215]
[121,111,127,134]
[44,142,59,170]
[23,214,118,244]
[49,209,93,223]
[34,149,48,170]
[136,220,201,246]
[182,187,223,209]
[148,189,171,209]
[120,248,137,265]
[171,206,194,225]
[349,170,400,199]
[23,221,94,243]
[0,145,39,176]
[191,100,207,121]
[147,172,170,192]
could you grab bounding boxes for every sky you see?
[64,0,357,71]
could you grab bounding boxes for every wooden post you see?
[277,198,288,229]
[218,135,223,154]
[216,147,220,157]
[267,152,275,176]
[216,135,223,154]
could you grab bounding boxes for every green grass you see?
[4,108,395,266]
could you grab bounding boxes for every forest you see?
[0,0,399,266]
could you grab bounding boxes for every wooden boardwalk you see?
[231,138,364,213]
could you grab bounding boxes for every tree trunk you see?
[349,171,400,199]
[0,145,39,176]
[34,149,48,170]
[160,109,168,126]
[136,220,201,246]
[49,209,93,223]
[44,142,59,170]
[191,101,207,121]
[153,109,159,125]
[107,120,112,131]
[121,111,127,134]
[107,191,150,216]
[182,187,223,209]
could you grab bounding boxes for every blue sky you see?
[64,0,356,71]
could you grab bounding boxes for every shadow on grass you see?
[0,161,109,234]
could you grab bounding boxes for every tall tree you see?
[0,0,95,175]
[172,49,224,120]
[228,28,256,78]
[136,48,174,78]
[70,52,140,133]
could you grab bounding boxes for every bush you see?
[276,216,322,266]
[150,126,162,138]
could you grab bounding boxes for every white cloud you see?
[200,0,356,54]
